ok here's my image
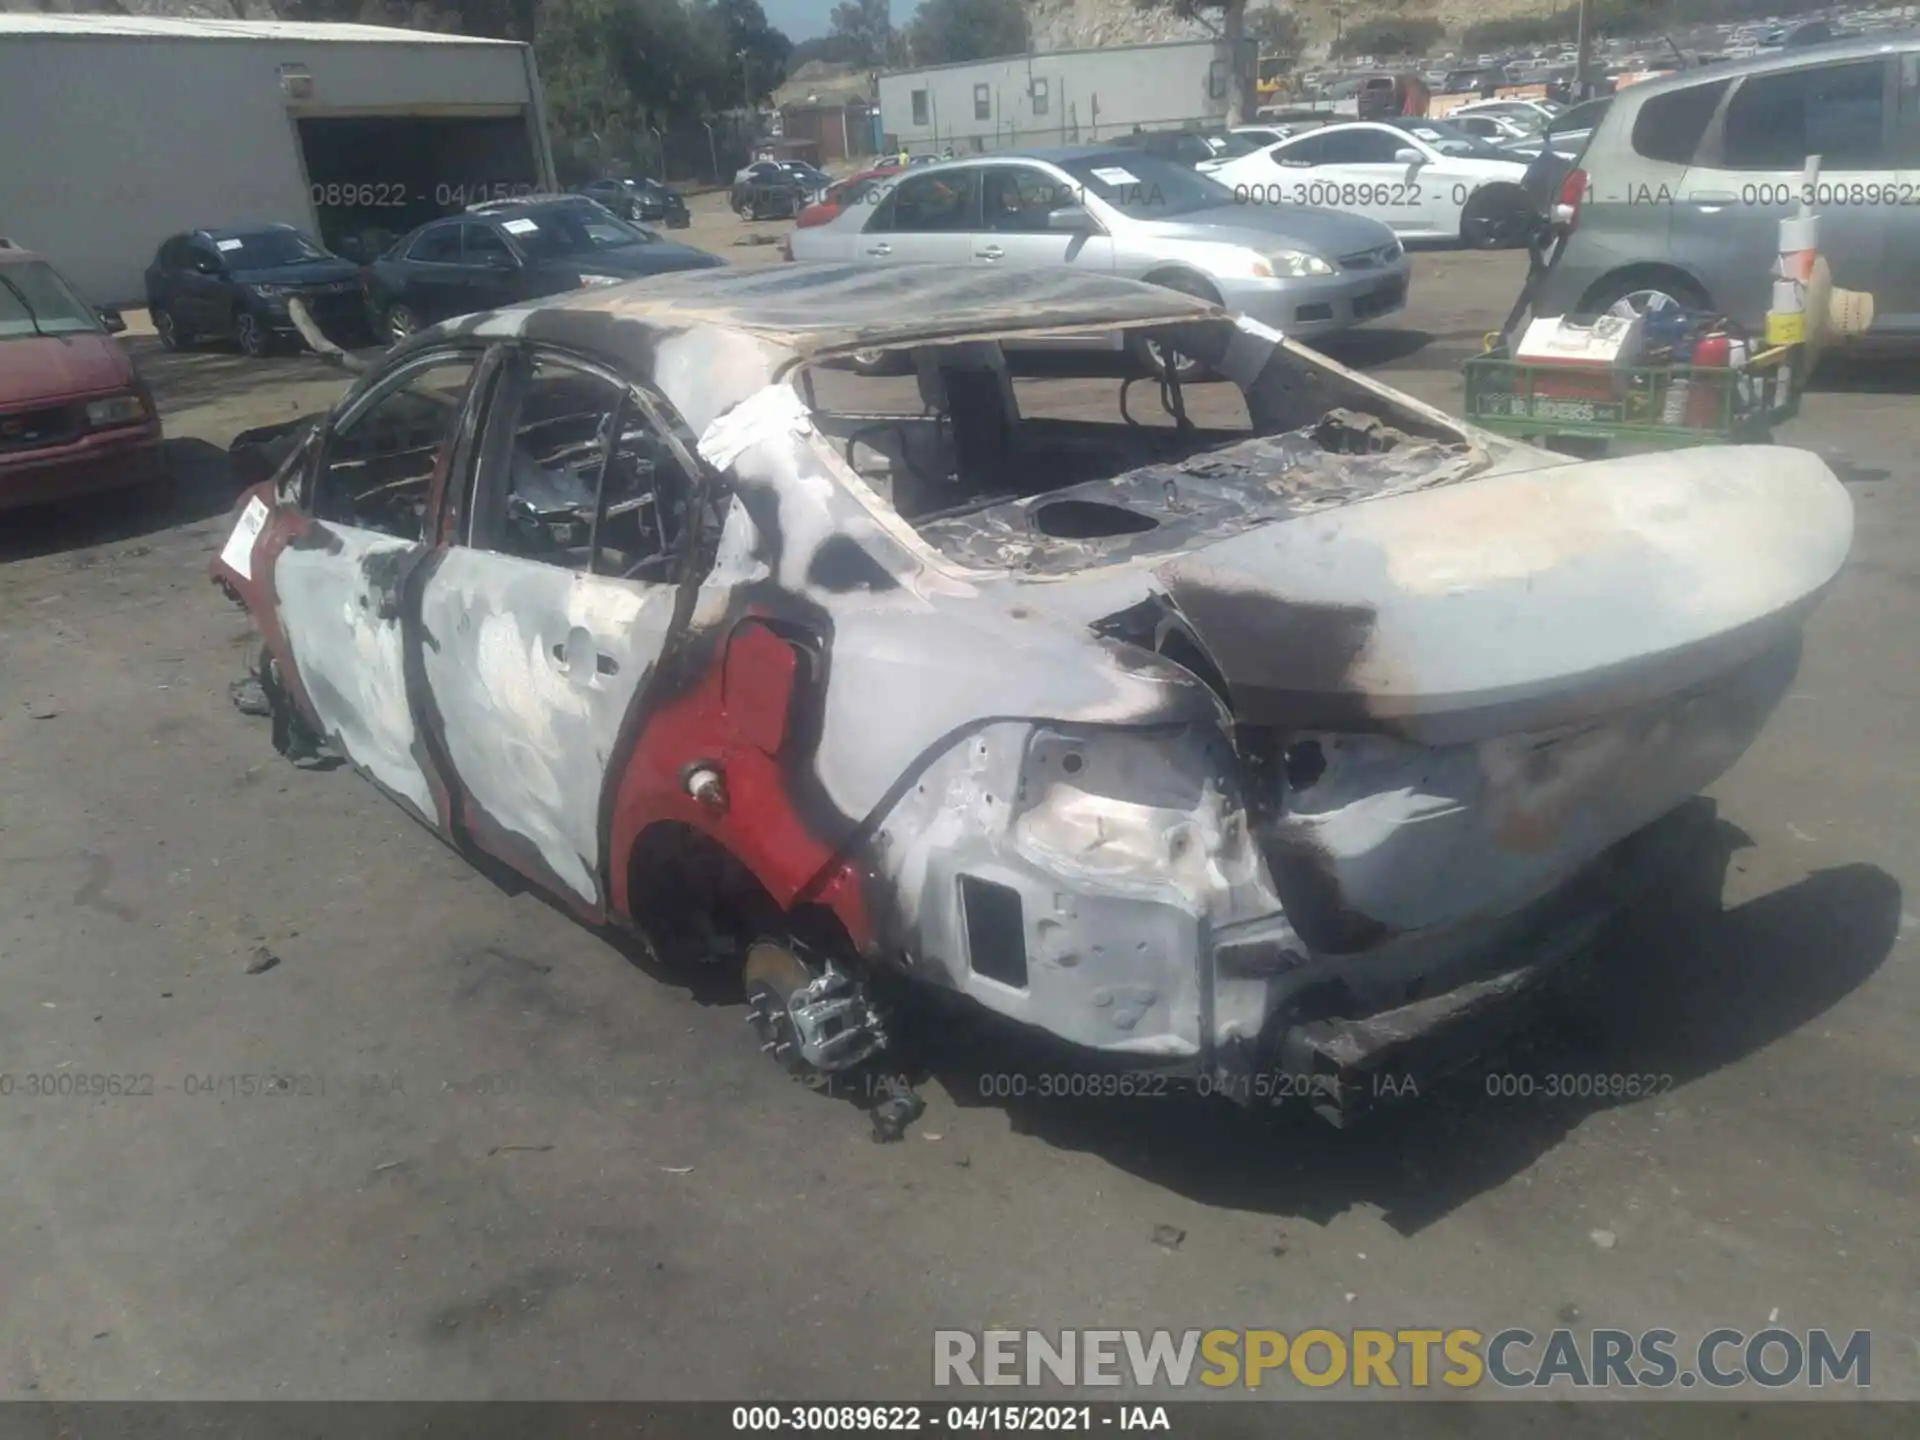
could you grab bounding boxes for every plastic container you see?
[1687,332,1731,429]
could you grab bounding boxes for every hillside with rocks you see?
[1025,0,1556,57]
[5,0,1553,61]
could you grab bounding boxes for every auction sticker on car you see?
[220,497,270,581]
[501,218,540,235]
[1090,167,1141,187]
[216,238,245,252]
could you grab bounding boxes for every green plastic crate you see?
[1462,349,1798,447]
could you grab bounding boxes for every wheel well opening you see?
[625,822,784,968]
[1143,269,1222,305]
[623,823,859,971]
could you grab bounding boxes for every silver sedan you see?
[787,145,1411,375]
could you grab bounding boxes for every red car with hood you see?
[0,241,163,512]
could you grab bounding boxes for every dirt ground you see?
[2,193,1916,1405]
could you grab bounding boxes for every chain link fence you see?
[552,114,763,190]
[890,113,1233,159]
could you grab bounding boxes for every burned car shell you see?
[212,263,1852,1117]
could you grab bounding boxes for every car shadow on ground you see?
[0,436,247,564]
[898,798,1901,1234]
[1806,351,1920,396]
[1313,327,1439,370]
[131,336,370,416]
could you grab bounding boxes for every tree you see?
[1244,5,1301,59]
[827,0,901,67]
[1328,16,1445,58]
[786,32,868,73]
[701,0,794,106]
[905,0,1029,65]
[1156,0,1254,127]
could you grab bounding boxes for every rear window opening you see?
[793,325,1477,575]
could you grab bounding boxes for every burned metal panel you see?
[1260,639,1801,953]
[379,263,1228,444]
[271,524,438,821]
[529,261,1227,357]
[1156,445,1854,745]
[913,415,1476,574]
[686,383,1226,838]
[416,548,673,907]
[863,720,1285,1057]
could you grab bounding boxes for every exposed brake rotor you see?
[744,940,827,1089]
[743,938,888,1089]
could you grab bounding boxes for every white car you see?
[1450,98,1564,129]
[1449,111,1537,144]
[1209,118,1537,248]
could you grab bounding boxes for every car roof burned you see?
[430,262,1222,355]
[392,263,1229,431]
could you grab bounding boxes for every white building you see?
[0,14,558,305]
[877,40,1255,157]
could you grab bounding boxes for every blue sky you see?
[763,0,840,42]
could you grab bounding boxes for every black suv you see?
[359,195,723,344]
[730,161,831,221]
[577,177,691,228]
[144,224,364,357]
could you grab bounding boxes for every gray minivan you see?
[1529,39,1920,342]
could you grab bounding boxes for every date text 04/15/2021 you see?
[730,1405,1172,1431]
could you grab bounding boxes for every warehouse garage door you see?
[297,114,541,261]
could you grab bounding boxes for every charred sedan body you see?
[212,264,1851,1122]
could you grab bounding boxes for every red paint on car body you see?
[608,617,873,948]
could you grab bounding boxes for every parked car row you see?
[575,176,691,228]
[144,195,727,357]
[359,196,722,343]
[1209,117,1538,248]
[787,147,1412,370]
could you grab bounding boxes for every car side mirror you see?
[97,308,126,334]
[1047,205,1095,233]
[1395,148,1426,166]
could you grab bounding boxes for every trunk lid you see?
[1154,445,1851,745]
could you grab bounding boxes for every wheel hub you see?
[1608,289,1684,319]
[743,939,886,1088]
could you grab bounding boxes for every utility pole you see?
[1574,0,1593,101]
[739,49,752,119]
